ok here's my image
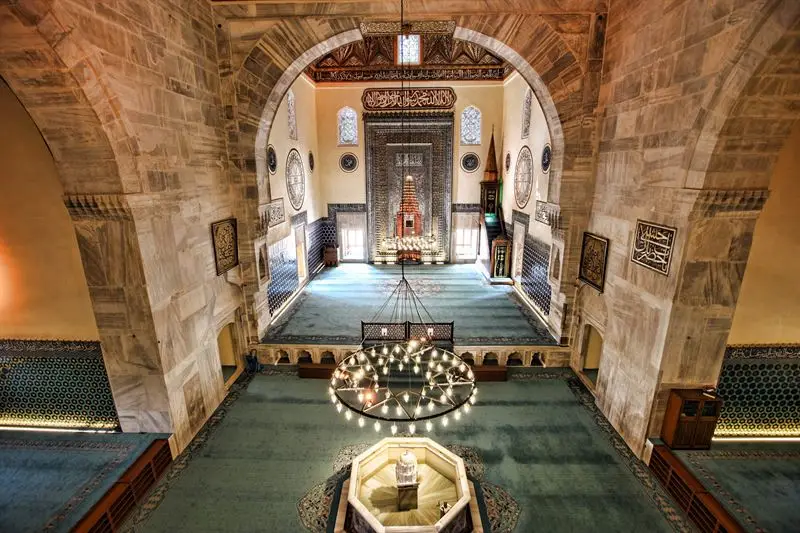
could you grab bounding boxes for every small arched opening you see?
[581,324,604,387]
[507,352,523,366]
[217,323,238,384]
[298,350,313,364]
[320,351,336,365]
[277,350,291,364]
[483,352,499,366]
[461,352,475,366]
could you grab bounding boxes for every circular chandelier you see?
[329,341,477,434]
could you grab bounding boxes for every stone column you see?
[65,195,171,433]
[647,189,769,441]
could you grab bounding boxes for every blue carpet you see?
[0,431,163,533]
[675,442,800,532]
[123,372,691,532]
[264,264,556,345]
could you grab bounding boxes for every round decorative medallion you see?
[308,151,315,172]
[461,152,480,173]
[267,145,277,175]
[505,152,511,171]
[286,148,305,210]
[541,144,552,173]
[339,152,358,173]
[514,146,534,209]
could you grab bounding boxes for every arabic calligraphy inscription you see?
[630,220,676,276]
[361,88,456,110]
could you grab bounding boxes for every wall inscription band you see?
[362,88,457,111]
[630,220,676,275]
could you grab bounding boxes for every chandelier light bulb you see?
[374,421,381,432]
[345,411,352,421]
[442,353,449,362]
[415,355,421,363]
[371,348,376,356]
[415,405,422,415]
[382,366,389,375]
[403,355,409,363]
[440,393,447,403]
[442,416,449,427]
[468,370,474,379]
[460,363,466,372]
[432,349,438,358]
[447,387,453,396]
[425,371,432,379]
[365,364,372,371]
[398,363,404,371]
[421,387,426,397]
[403,392,410,403]
[382,405,389,414]
[391,424,398,435]
[470,396,477,405]
[436,364,443,372]
[454,411,461,421]
[382,347,388,355]
[357,392,364,403]
[336,403,342,413]
[358,417,365,428]
[394,345,400,353]
[395,406,403,416]
[464,404,471,413]
[358,352,365,362]
[409,423,416,434]
[428,401,434,412]
[328,386,334,395]
[378,357,384,365]
[413,365,420,374]
[330,395,337,404]
[426,421,433,432]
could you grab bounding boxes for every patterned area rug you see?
[297,443,519,533]
[679,448,800,533]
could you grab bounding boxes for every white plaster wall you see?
[268,75,323,230]
[314,80,505,209]
[500,72,552,246]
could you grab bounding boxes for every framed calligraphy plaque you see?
[579,232,609,293]
[361,87,457,110]
[268,198,285,227]
[630,220,676,276]
[211,218,239,276]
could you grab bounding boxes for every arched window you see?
[337,107,358,145]
[287,89,298,141]
[460,105,481,145]
[521,87,532,139]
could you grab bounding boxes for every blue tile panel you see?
[0,339,120,430]
[267,236,299,314]
[521,235,551,315]
[715,345,800,437]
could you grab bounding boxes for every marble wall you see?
[0,0,244,453]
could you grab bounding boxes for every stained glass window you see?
[397,34,421,65]
[521,87,532,139]
[287,89,298,141]
[337,107,358,145]
[460,105,481,145]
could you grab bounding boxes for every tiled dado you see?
[267,234,299,314]
[0,339,119,430]
[715,344,800,438]
[507,210,551,316]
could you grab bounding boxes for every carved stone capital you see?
[691,189,769,219]
[64,195,132,220]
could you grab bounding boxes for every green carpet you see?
[123,372,691,532]
[675,442,800,532]
[0,431,162,533]
[264,264,556,345]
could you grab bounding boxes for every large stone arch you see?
[687,0,800,190]
[229,14,603,343]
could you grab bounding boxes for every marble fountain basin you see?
[345,437,472,533]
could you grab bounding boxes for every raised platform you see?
[263,264,557,346]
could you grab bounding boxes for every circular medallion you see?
[514,146,534,209]
[267,145,277,175]
[286,148,305,210]
[505,152,511,171]
[461,152,480,173]
[339,152,358,173]
[308,151,315,172]
[541,144,552,173]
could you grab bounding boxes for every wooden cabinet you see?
[661,389,722,450]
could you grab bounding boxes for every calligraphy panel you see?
[579,232,609,292]
[268,198,285,227]
[630,220,677,275]
[361,88,457,110]
[211,218,239,276]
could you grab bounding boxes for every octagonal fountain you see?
[340,437,477,533]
